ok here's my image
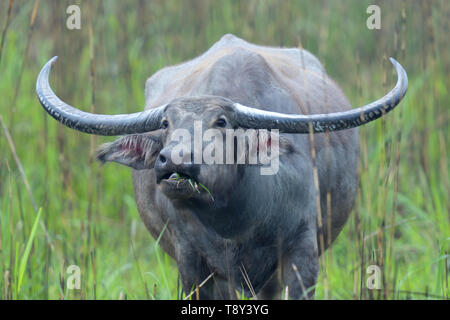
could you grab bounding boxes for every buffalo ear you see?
[278,135,296,155]
[96,132,163,170]
[255,131,296,156]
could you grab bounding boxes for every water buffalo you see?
[36,34,407,299]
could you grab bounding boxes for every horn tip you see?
[49,56,58,65]
[43,56,58,70]
[388,57,398,65]
[388,57,408,88]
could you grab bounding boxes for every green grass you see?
[15,207,41,297]
[0,0,448,300]
[169,172,215,201]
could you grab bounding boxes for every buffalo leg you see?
[281,230,319,299]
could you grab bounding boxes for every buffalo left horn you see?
[230,57,407,133]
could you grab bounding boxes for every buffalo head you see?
[36,56,407,209]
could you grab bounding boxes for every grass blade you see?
[17,208,42,293]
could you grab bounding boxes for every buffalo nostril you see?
[159,154,167,164]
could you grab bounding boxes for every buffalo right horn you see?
[36,56,166,136]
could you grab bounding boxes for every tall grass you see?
[0,0,448,299]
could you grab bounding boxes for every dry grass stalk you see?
[0,0,14,65]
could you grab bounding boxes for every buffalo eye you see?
[161,119,169,129]
[214,118,227,128]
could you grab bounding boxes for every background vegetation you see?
[0,0,448,299]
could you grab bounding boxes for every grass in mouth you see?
[170,173,215,201]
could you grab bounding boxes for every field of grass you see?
[0,0,448,300]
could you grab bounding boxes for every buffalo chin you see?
[159,179,196,200]
[159,178,214,204]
